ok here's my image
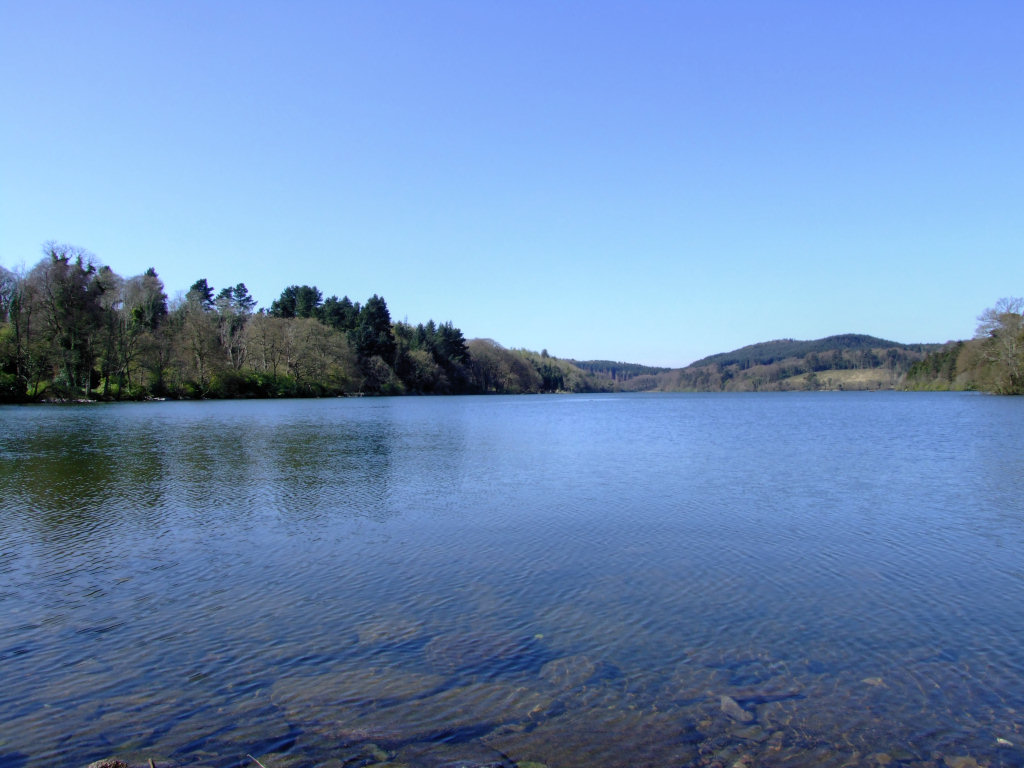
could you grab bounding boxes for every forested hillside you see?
[621,335,940,392]
[688,334,929,369]
[0,243,609,402]
[641,299,1024,395]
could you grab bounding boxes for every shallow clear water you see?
[2,392,1024,768]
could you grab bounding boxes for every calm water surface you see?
[2,392,1024,768]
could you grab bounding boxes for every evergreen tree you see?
[133,268,169,329]
[435,321,469,364]
[188,279,215,311]
[231,283,257,314]
[319,295,360,331]
[351,294,396,362]
[216,283,257,315]
[270,285,322,318]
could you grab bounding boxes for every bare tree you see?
[0,265,17,322]
[28,243,108,397]
[245,313,288,377]
[975,297,1024,394]
[173,293,221,394]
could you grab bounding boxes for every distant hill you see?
[617,334,943,393]
[689,334,920,369]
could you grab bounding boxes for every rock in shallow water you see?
[271,665,446,717]
[944,757,980,768]
[538,654,596,690]
[326,680,557,746]
[358,616,427,647]
[425,632,541,677]
[389,739,517,768]
[720,695,755,723]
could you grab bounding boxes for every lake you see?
[2,392,1024,768]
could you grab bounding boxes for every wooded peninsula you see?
[0,243,1020,402]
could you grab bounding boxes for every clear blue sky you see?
[2,1,1022,367]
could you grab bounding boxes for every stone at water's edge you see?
[85,761,129,768]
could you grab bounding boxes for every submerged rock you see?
[731,724,769,742]
[358,616,427,646]
[390,739,517,768]
[484,702,703,768]
[271,665,446,721]
[720,695,755,723]
[944,757,980,768]
[328,680,556,745]
[538,654,596,690]
[425,632,541,677]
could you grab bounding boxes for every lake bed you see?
[2,392,1023,768]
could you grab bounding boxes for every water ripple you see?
[2,394,1024,767]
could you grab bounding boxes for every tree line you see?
[905,297,1024,394]
[0,243,610,402]
[7,243,1016,400]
